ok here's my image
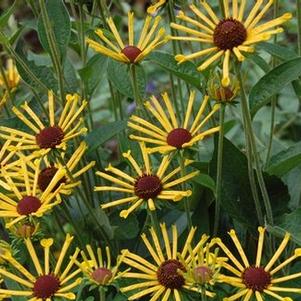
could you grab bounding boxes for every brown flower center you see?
[33,274,60,298]
[38,166,66,192]
[216,87,234,101]
[121,46,142,63]
[134,175,162,199]
[36,126,65,149]
[242,266,271,292]
[17,196,42,215]
[157,259,186,289]
[193,265,213,285]
[167,128,192,149]
[91,267,113,285]
[213,18,247,50]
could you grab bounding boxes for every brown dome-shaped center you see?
[36,126,65,149]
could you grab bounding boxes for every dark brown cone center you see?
[216,87,234,101]
[38,166,66,192]
[157,259,186,289]
[17,196,42,215]
[134,175,162,199]
[33,274,60,298]
[242,266,271,292]
[167,128,192,149]
[36,126,65,149]
[121,46,142,63]
[91,267,113,285]
[213,18,247,50]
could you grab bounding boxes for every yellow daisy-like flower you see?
[147,0,167,14]
[94,142,199,218]
[0,91,87,158]
[0,58,20,90]
[171,0,292,86]
[120,223,215,300]
[0,234,82,300]
[0,156,66,228]
[214,227,301,301]
[128,91,220,154]
[180,239,224,291]
[75,245,127,286]
[6,142,95,196]
[87,12,168,64]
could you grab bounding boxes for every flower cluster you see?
[0,0,297,300]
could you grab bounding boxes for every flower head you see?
[95,142,198,218]
[128,91,220,154]
[75,245,127,286]
[0,156,66,228]
[120,224,215,300]
[171,0,292,86]
[87,12,168,64]
[6,142,95,196]
[0,91,87,158]
[0,234,82,300]
[214,227,301,301]
[0,59,20,90]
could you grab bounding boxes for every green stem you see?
[39,0,65,102]
[179,152,193,230]
[265,0,279,164]
[129,64,144,114]
[213,104,225,235]
[235,64,273,226]
[99,287,106,301]
[149,209,160,236]
[297,0,301,56]
[201,287,208,301]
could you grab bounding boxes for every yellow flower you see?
[94,142,199,218]
[0,91,87,158]
[180,239,224,291]
[214,227,301,301]
[171,0,292,86]
[147,0,167,14]
[87,12,168,64]
[128,91,220,154]
[0,156,66,229]
[6,142,95,196]
[75,245,127,286]
[0,280,10,300]
[0,58,20,90]
[120,223,215,300]
[0,234,82,300]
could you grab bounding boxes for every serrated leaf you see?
[107,60,146,98]
[15,39,58,91]
[37,0,71,59]
[259,42,298,61]
[249,57,301,117]
[0,0,17,29]
[79,54,108,96]
[85,120,127,154]
[266,142,301,176]
[148,51,202,89]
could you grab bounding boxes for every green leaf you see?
[85,120,127,154]
[110,213,139,240]
[266,142,301,176]
[15,40,58,91]
[0,0,17,29]
[107,59,146,98]
[64,58,79,93]
[268,208,301,246]
[247,53,271,73]
[79,54,108,96]
[193,174,215,192]
[210,137,258,230]
[37,0,71,59]
[259,42,298,61]
[249,57,301,117]
[148,51,202,89]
